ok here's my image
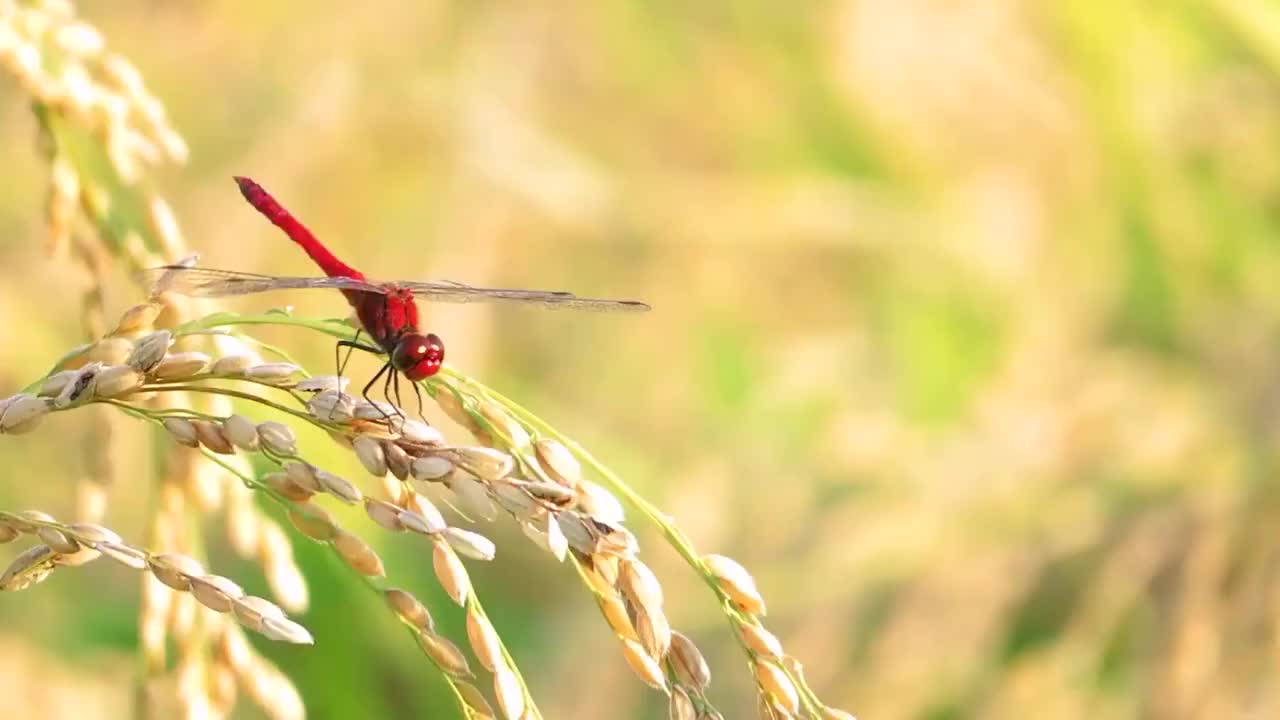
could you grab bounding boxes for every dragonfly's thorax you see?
[351,284,443,379]
[351,284,420,350]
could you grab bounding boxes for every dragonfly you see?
[147,176,649,415]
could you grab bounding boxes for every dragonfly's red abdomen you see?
[235,176,426,349]
[234,176,365,282]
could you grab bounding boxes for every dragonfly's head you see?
[392,332,445,381]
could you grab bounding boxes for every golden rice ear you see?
[0,297,847,720]
[1,8,840,706]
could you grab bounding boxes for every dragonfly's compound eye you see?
[393,333,445,381]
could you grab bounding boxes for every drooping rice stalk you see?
[2,304,852,719]
[0,2,850,718]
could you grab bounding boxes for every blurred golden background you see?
[5,0,1280,718]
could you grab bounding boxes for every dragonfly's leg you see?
[374,287,406,424]
[361,362,393,423]
[392,372,406,415]
[410,380,425,421]
[335,338,381,372]
[336,336,380,403]
[335,329,368,378]
[382,366,405,422]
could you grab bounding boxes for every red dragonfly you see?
[148,176,649,411]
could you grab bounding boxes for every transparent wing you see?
[142,266,651,312]
[140,266,388,297]
[397,280,651,312]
